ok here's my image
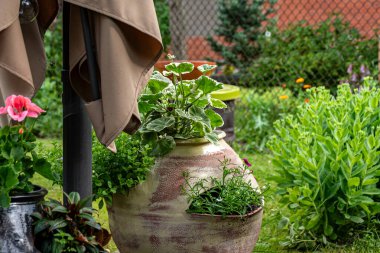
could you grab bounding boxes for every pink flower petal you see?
[243,158,252,167]
[7,106,17,120]
[0,106,7,114]
[27,102,45,113]
[17,111,28,122]
[26,111,39,118]
[5,95,15,107]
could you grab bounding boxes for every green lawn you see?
[32,139,380,253]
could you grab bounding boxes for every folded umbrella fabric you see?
[65,0,163,147]
[0,0,59,126]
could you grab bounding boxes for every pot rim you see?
[188,206,263,220]
[175,130,226,145]
[10,185,48,203]
[155,60,216,65]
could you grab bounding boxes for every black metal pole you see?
[62,2,92,201]
[80,8,101,100]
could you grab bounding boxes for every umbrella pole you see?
[80,8,101,100]
[62,1,93,201]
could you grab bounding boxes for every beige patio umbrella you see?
[65,0,163,148]
[0,0,59,125]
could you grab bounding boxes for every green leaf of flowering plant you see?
[0,190,11,208]
[147,71,172,93]
[150,136,176,157]
[204,132,219,144]
[34,158,54,181]
[165,62,194,76]
[189,106,211,130]
[209,98,227,109]
[195,76,223,94]
[205,109,224,128]
[197,64,217,74]
[146,117,175,132]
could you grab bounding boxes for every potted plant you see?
[31,192,111,253]
[106,56,264,252]
[154,55,216,80]
[181,158,264,252]
[0,95,57,252]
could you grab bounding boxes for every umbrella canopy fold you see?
[65,0,163,147]
[0,0,59,125]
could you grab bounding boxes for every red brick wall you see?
[277,0,379,38]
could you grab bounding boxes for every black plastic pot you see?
[0,186,47,253]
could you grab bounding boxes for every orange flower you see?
[281,83,286,88]
[304,98,310,103]
[296,77,304,83]
[279,95,289,100]
[303,84,312,89]
[19,128,24,134]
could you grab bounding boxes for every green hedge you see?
[243,16,378,92]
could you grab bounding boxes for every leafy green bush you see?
[92,134,155,208]
[245,16,378,91]
[34,15,63,138]
[154,0,171,52]
[267,78,380,248]
[235,87,301,152]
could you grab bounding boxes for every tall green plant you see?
[208,0,277,71]
[268,78,380,248]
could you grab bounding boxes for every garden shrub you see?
[92,133,155,209]
[34,15,63,138]
[208,0,277,71]
[154,0,171,52]
[235,87,301,152]
[245,16,378,91]
[268,78,380,248]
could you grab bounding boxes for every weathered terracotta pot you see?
[108,132,263,253]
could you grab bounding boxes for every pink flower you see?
[243,158,252,167]
[0,95,45,122]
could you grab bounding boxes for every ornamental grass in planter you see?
[106,56,264,253]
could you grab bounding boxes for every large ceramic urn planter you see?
[108,132,263,253]
[0,186,47,253]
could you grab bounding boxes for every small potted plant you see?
[182,158,265,252]
[31,192,111,253]
[107,56,263,253]
[0,95,57,252]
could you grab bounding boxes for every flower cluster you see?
[0,95,45,122]
[279,77,311,103]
